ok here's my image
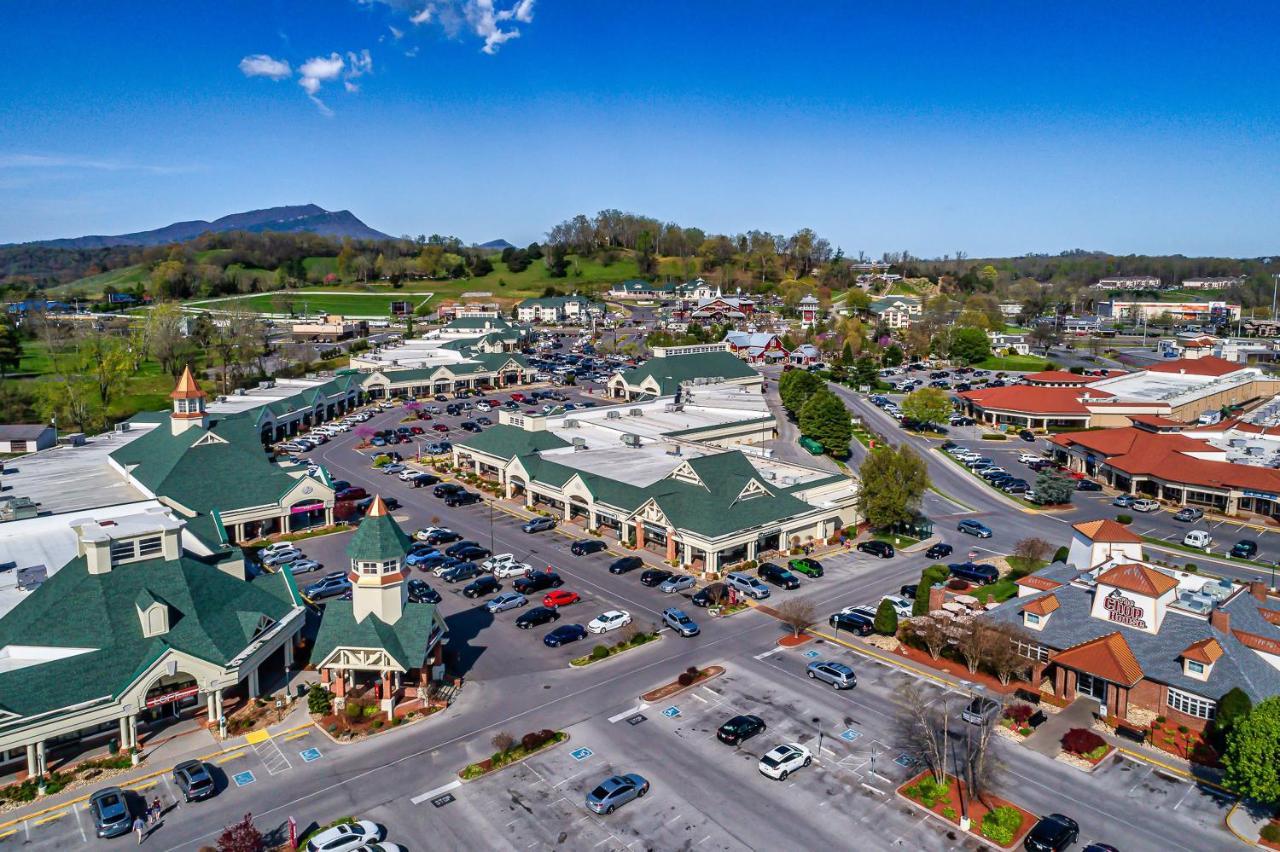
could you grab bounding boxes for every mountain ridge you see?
[7,204,392,249]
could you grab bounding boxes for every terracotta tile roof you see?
[1232,629,1280,657]
[1128,414,1184,429]
[1096,563,1179,597]
[1016,576,1064,592]
[1072,519,1143,544]
[1181,637,1224,664]
[1182,339,1214,349]
[1259,609,1280,628]
[1024,371,1093,385]
[1023,594,1060,616]
[958,385,1111,416]
[1052,631,1145,686]
[1145,356,1241,378]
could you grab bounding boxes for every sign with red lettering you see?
[145,685,199,708]
[1103,589,1147,629]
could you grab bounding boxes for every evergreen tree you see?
[914,564,950,616]
[873,598,899,635]
[857,445,930,530]
[799,389,852,458]
[778,369,822,416]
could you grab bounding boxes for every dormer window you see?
[110,535,164,565]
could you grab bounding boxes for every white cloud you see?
[410,6,433,24]
[297,53,345,115]
[238,54,292,80]
[389,25,404,39]
[346,49,374,78]
[467,0,534,54]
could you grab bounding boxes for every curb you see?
[456,732,571,783]
[1225,801,1262,848]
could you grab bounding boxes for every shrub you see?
[904,776,950,807]
[1052,545,1069,563]
[362,704,380,718]
[947,578,969,591]
[1262,825,1280,844]
[686,665,700,679]
[307,685,333,716]
[1155,715,1167,724]
[1178,724,1189,734]
[677,672,695,687]
[491,732,515,753]
[344,702,364,721]
[941,806,957,821]
[1061,727,1106,756]
[370,719,383,730]
[981,433,1007,440]
[1185,563,1198,572]
[590,645,610,661]
[1115,514,1133,525]
[1004,703,1035,726]
[980,806,1024,845]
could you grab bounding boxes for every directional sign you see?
[840,728,861,743]
[802,650,821,659]
[232,770,256,787]
[570,747,594,762]
[626,714,647,726]
[662,706,681,719]
[299,747,322,763]
[431,793,455,808]
[894,754,918,768]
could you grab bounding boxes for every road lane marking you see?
[607,704,647,723]
[215,749,247,764]
[411,779,462,805]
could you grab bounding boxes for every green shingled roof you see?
[455,424,571,461]
[310,600,442,671]
[0,555,300,717]
[621,351,758,395]
[346,508,413,562]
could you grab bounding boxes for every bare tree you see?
[900,683,950,785]
[987,623,1034,686]
[1013,537,1052,565]
[775,599,817,638]
[490,731,515,753]
[955,621,1002,675]
[906,615,949,660]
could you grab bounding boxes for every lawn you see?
[969,577,1018,604]
[47,263,149,298]
[975,354,1051,371]
[189,291,434,317]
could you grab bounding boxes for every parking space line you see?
[284,730,311,741]
[215,749,247,764]
[410,778,461,805]
[552,769,588,789]
[31,811,65,826]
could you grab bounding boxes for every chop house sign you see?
[1104,589,1147,629]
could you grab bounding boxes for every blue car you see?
[371,436,386,446]
[405,548,440,567]
[957,519,993,538]
[544,624,588,647]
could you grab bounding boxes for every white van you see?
[1183,530,1212,549]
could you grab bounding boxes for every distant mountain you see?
[477,238,515,250]
[10,204,392,249]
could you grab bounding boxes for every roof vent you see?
[606,410,622,420]
[629,408,643,417]
[666,444,682,456]
[564,419,578,429]
[622,433,642,448]
[114,422,131,433]
[572,437,587,451]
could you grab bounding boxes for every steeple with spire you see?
[169,365,208,435]
[346,495,413,625]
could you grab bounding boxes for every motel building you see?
[984,520,1280,730]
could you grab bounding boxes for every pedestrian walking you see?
[150,796,162,825]
[133,816,145,844]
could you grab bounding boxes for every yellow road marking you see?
[0,828,16,839]
[284,730,311,741]
[128,781,157,792]
[31,811,65,826]
[215,750,247,764]
[244,729,270,745]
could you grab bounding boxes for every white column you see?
[247,669,260,699]
[25,744,36,777]
[34,740,46,775]
[206,693,217,722]
[214,690,224,721]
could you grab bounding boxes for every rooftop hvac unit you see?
[1199,578,1233,600]
[666,444,682,456]
[572,437,587,451]
[629,408,643,417]
[62,432,86,446]
[216,395,227,403]
[258,380,275,389]
[1229,438,1246,448]
[234,388,247,396]
[114,422,131,433]
[606,410,622,420]
[564,419,579,428]
[1176,592,1213,614]
[622,433,642,448]
[781,476,796,486]
[763,470,776,480]
[1250,446,1267,456]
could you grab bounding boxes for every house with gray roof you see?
[0,424,55,454]
[516,294,604,324]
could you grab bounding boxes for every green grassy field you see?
[975,354,1052,371]
[190,291,434,316]
[47,263,149,298]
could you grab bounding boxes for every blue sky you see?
[2,1,1278,256]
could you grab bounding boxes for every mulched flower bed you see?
[777,634,812,647]
[641,666,725,703]
[897,770,1036,848]
[885,642,1031,696]
[1147,719,1219,766]
[459,731,567,780]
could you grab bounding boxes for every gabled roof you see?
[1023,594,1060,616]
[1181,637,1224,664]
[1052,631,1144,686]
[1016,575,1063,592]
[454,424,571,462]
[959,385,1111,415]
[1023,371,1093,385]
[1072,519,1143,544]
[620,351,757,395]
[1095,563,1178,597]
[310,599,442,671]
[346,496,413,563]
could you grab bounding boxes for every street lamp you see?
[811,716,824,758]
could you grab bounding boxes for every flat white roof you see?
[206,377,341,416]
[1,427,151,515]
[1088,367,1256,406]
[350,333,480,370]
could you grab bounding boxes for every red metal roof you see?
[1024,371,1093,385]
[959,385,1111,416]
[1145,356,1241,377]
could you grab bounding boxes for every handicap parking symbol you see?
[570,747,594,761]
[894,753,919,768]
[802,650,821,659]
[299,747,322,762]
[232,770,256,787]
[839,728,861,743]
[662,706,681,718]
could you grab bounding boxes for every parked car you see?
[543,623,588,647]
[1018,429,1036,442]
[691,582,728,607]
[829,609,874,635]
[305,572,352,600]
[571,539,608,556]
[492,560,534,579]
[856,540,895,558]
[957,519,993,538]
[900,583,918,600]
[757,743,812,780]
[522,517,556,533]
[608,556,644,575]
[1183,530,1213,548]
[788,557,824,577]
[262,547,303,566]
[1174,507,1205,522]
[407,579,441,604]
[806,660,856,689]
[303,819,384,852]
[486,592,527,613]
[433,483,464,498]
[716,714,766,745]
[288,559,323,575]
[445,490,482,507]
[515,571,564,594]
[661,607,700,637]
[516,606,560,629]
[949,562,1000,585]
[1132,498,1161,512]
[442,563,483,584]
[381,463,407,475]
[451,544,491,561]
[1075,479,1102,492]
[584,773,649,815]
[543,589,580,608]
[880,594,914,619]
[422,528,461,545]
[925,543,953,560]
[638,568,672,587]
[725,571,771,600]
[462,574,501,597]
[1112,494,1135,508]
[172,760,216,802]
[961,695,1001,725]
[1023,814,1080,852]
[587,609,633,634]
[89,786,133,838]
[1231,540,1259,559]
[757,562,801,589]
[410,473,440,487]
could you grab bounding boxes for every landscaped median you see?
[459,729,568,781]
[898,771,1036,848]
[641,665,725,703]
[570,629,661,667]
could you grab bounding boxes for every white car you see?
[587,610,633,634]
[260,541,297,557]
[476,402,492,412]
[1017,452,1040,464]
[304,820,384,852]
[492,561,533,579]
[482,553,518,572]
[397,469,420,481]
[415,526,448,542]
[1132,499,1161,513]
[1184,530,1212,548]
[757,743,812,780]
[880,594,913,620]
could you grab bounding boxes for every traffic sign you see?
[232,770,256,787]
[662,706,681,718]
[299,747,322,762]
[570,747,594,761]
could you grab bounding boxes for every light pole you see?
[811,717,824,759]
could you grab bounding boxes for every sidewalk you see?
[0,703,315,831]
[1227,800,1272,847]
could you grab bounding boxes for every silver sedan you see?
[486,592,528,613]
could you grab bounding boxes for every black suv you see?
[691,582,728,607]
[829,609,874,635]
[407,579,441,604]
[571,539,608,556]
[608,556,644,575]
[514,571,564,594]
[433,482,464,498]
[441,563,482,584]
[451,544,491,561]
[515,606,560,629]
[856,540,895,558]
[640,568,673,587]
[462,574,501,598]
[716,714,766,746]
[1024,814,1079,852]
[172,760,216,802]
[411,473,440,487]
[445,490,482,507]
[757,562,800,589]
[924,543,953,560]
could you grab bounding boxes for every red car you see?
[542,589,580,608]
[432,423,449,432]
[410,426,425,435]
[417,412,433,420]
[510,393,525,402]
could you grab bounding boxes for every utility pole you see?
[1272,273,1279,326]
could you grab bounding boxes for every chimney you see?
[1209,606,1230,635]
[1250,580,1267,602]
[927,584,947,614]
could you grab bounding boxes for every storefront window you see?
[1167,687,1216,720]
